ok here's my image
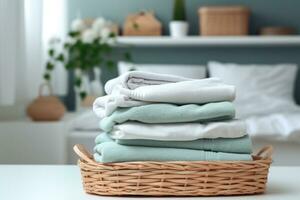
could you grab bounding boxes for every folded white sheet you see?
[109,121,247,141]
[93,72,236,118]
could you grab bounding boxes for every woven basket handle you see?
[73,144,94,163]
[254,145,273,160]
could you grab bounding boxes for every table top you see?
[0,165,299,200]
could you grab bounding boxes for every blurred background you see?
[1,0,300,165]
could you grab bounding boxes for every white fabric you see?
[118,61,207,79]
[0,0,67,108]
[71,110,100,131]
[208,61,299,118]
[246,113,300,141]
[24,0,44,101]
[105,71,191,94]
[110,121,247,141]
[42,0,68,95]
[95,71,191,117]
[0,0,20,105]
[120,78,235,103]
[94,72,235,118]
[71,109,300,142]
[93,95,148,118]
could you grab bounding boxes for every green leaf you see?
[102,43,112,53]
[68,31,80,37]
[79,91,87,100]
[48,49,55,57]
[65,62,72,69]
[109,32,116,38]
[74,77,82,87]
[173,0,186,21]
[43,73,51,81]
[56,54,65,62]
[46,62,54,70]
[106,60,115,68]
[64,43,70,49]
[93,38,100,45]
[124,52,132,61]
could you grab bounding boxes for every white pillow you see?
[118,61,207,79]
[208,61,299,119]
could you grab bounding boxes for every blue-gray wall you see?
[68,0,300,35]
[66,0,300,109]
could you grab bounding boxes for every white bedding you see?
[208,61,299,118]
[246,112,300,141]
[71,110,100,131]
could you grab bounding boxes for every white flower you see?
[92,17,106,35]
[81,29,97,43]
[71,18,85,32]
[65,36,77,45]
[100,27,111,40]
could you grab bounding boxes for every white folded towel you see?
[94,72,235,118]
[109,121,247,141]
[105,71,191,94]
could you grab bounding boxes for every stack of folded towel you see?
[93,71,252,163]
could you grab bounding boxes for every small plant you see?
[44,17,131,100]
[173,0,186,21]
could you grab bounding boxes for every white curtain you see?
[0,0,20,105]
[0,0,68,108]
[23,0,44,101]
[42,0,68,96]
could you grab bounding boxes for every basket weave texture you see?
[74,145,272,196]
[198,6,250,36]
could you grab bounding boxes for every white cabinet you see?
[0,115,75,164]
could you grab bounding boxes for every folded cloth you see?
[100,102,235,132]
[109,120,247,140]
[95,133,252,154]
[93,141,252,163]
[93,76,236,118]
[105,71,191,94]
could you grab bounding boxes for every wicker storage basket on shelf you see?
[74,145,272,196]
[198,6,250,36]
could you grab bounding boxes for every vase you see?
[74,68,104,111]
[27,83,65,121]
[90,67,104,97]
[74,69,91,112]
[169,21,189,37]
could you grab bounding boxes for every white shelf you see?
[116,36,300,47]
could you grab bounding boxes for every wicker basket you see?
[74,144,272,196]
[198,6,250,36]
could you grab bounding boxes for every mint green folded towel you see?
[93,141,252,163]
[95,133,252,154]
[100,102,235,132]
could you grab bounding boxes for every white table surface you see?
[0,165,299,200]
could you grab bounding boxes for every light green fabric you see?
[95,133,252,154]
[93,141,252,163]
[100,102,235,132]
